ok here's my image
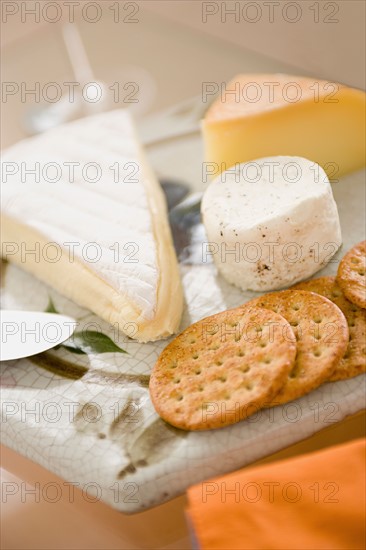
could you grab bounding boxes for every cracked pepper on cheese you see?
[201,156,342,291]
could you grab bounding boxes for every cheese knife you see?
[0,310,77,361]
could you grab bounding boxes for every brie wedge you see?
[1,110,183,342]
[201,156,342,291]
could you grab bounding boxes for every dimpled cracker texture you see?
[293,277,366,381]
[149,306,296,430]
[337,241,366,309]
[246,290,349,404]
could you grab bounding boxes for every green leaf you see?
[45,296,59,314]
[61,343,87,355]
[62,331,128,355]
[43,298,126,355]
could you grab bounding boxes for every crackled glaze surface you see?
[1,113,365,513]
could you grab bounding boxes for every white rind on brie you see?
[201,156,342,291]
[1,110,183,342]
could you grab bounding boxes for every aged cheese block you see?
[201,156,342,291]
[1,110,183,342]
[202,74,366,179]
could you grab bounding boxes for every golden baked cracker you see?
[246,290,349,404]
[337,241,366,309]
[293,277,366,381]
[149,306,296,430]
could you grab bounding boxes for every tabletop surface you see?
[1,7,365,550]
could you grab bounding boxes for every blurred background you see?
[1,2,365,549]
[2,0,365,147]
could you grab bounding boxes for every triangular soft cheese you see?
[1,110,183,342]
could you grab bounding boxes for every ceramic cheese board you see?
[1,97,365,513]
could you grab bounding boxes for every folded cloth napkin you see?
[186,438,365,550]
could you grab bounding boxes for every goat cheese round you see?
[201,156,342,291]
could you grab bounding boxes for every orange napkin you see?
[186,438,366,550]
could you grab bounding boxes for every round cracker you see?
[149,306,296,430]
[292,277,366,381]
[337,241,366,309]
[246,290,349,404]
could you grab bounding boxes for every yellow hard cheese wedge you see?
[202,74,366,179]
